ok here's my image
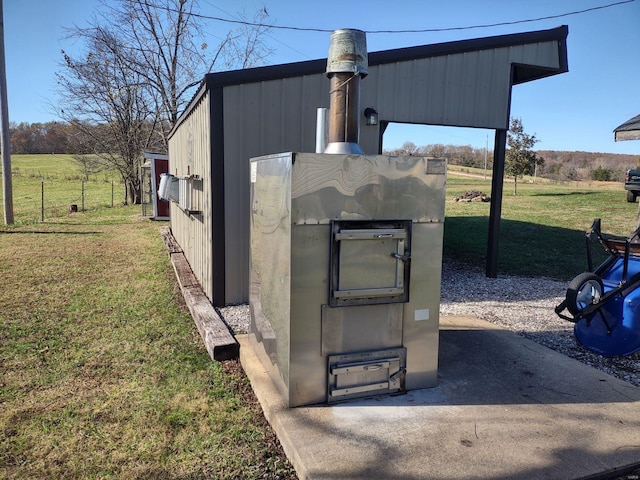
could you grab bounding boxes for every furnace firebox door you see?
[329,220,412,307]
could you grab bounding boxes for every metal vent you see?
[327,348,406,403]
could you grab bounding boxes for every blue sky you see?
[4,0,640,154]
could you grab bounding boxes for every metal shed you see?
[168,25,568,307]
[614,114,640,142]
[141,152,169,220]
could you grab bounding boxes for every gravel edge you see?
[217,258,640,388]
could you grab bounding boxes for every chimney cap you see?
[326,29,368,77]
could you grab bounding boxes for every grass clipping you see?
[0,207,296,480]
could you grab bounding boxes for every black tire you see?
[565,272,603,316]
[627,190,637,203]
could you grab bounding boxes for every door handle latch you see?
[391,252,411,263]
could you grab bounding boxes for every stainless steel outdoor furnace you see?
[249,152,446,407]
[248,29,447,407]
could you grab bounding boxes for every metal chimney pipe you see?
[316,107,327,153]
[324,29,368,154]
[328,74,360,145]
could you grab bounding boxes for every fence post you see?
[41,177,44,222]
[81,180,85,212]
[111,180,114,207]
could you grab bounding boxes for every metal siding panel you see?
[223,85,249,305]
[200,102,212,299]
[168,91,213,301]
[377,62,410,122]
[374,51,513,129]
[359,72,382,154]
[373,40,559,130]
[301,75,329,148]
[424,56,448,125]
[509,41,559,69]
[473,50,498,125]
[485,47,513,128]
[459,51,485,126]
[443,54,465,125]
[223,75,328,304]
[263,80,287,150]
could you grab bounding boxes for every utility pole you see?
[483,134,488,180]
[0,0,13,224]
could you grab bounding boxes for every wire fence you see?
[0,173,125,225]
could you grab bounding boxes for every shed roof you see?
[614,114,640,141]
[172,25,568,135]
[210,25,567,86]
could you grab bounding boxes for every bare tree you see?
[92,0,272,141]
[388,141,420,156]
[222,8,273,70]
[57,27,161,204]
[73,153,107,180]
[55,0,272,203]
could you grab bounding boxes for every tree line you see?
[385,141,490,169]
[9,121,109,155]
[386,119,639,187]
[536,150,638,182]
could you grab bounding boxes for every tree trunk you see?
[125,180,142,205]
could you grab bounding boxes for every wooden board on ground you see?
[160,227,239,361]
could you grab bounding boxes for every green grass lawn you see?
[1,154,122,225]
[0,206,296,479]
[3,155,637,279]
[444,174,638,279]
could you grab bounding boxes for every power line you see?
[183,0,634,34]
[368,0,636,33]
[200,0,311,58]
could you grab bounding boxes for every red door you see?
[153,158,169,218]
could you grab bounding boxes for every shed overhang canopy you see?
[170,25,568,137]
[614,114,640,142]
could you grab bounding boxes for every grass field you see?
[0,206,296,479]
[1,154,122,225]
[444,171,638,279]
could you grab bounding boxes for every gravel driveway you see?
[442,258,640,387]
[219,257,640,388]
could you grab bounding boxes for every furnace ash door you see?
[329,220,411,307]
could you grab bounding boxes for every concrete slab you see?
[238,315,640,480]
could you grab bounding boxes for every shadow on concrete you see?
[239,312,640,480]
[322,324,640,408]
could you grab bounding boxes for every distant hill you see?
[384,142,639,183]
[536,150,639,182]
